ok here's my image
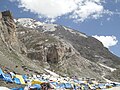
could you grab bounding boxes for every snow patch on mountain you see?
[15,18,43,29]
[15,18,58,32]
[99,63,116,72]
[63,26,88,38]
[42,24,57,32]
[15,18,87,37]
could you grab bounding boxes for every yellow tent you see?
[15,75,26,84]
[31,80,45,85]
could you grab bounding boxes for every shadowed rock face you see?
[0,11,120,82]
[47,45,59,64]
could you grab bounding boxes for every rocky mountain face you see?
[0,11,45,75]
[0,11,120,82]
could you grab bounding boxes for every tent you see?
[55,82,73,89]
[29,84,41,90]
[0,68,4,79]
[13,75,26,84]
[4,74,13,83]
[64,83,73,89]
[57,83,66,88]
[31,80,44,85]
[0,68,13,83]
[22,74,28,82]
[50,82,58,87]
[11,87,24,90]
[31,79,47,85]
[13,78,21,84]
[49,82,59,89]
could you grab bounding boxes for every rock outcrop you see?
[0,11,45,76]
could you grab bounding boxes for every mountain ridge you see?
[16,18,120,67]
[0,11,120,82]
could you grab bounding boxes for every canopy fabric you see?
[14,78,21,84]
[22,74,28,82]
[3,74,13,83]
[31,80,45,85]
[49,83,56,89]
[14,75,25,84]
[0,68,4,79]
[64,83,73,89]
[11,87,24,90]
[29,84,41,89]
[0,68,13,82]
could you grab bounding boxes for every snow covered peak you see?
[15,18,86,38]
[15,18,43,29]
[63,26,88,38]
[15,18,58,32]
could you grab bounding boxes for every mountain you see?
[0,11,120,83]
[0,11,45,75]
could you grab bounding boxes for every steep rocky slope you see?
[17,26,107,80]
[42,25,120,68]
[0,11,45,76]
[0,11,120,82]
[16,18,120,81]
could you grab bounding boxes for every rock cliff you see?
[0,11,45,75]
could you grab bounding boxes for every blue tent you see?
[3,74,13,82]
[33,84,41,89]
[0,68,13,83]
[64,83,73,89]
[11,87,24,90]
[0,68,4,78]
[22,74,28,82]
[29,84,41,90]
[50,82,59,86]
[57,83,66,88]
[56,83,73,89]
[13,78,21,84]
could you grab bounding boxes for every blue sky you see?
[0,0,120,57]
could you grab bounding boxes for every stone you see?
[2,10,12,19]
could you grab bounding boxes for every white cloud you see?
[14,0,78,18]
[71,1,104,21]
[10,0,106,22]
[92,35,118,48]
